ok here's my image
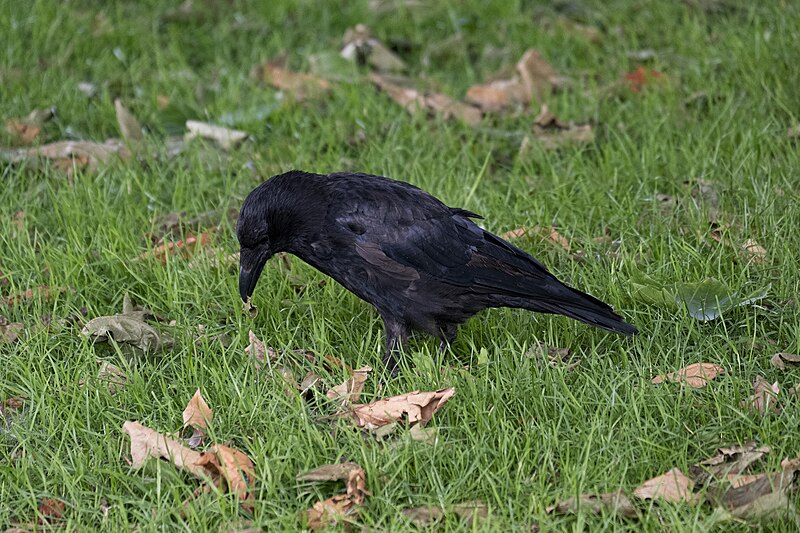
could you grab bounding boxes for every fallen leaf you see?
[686,178,720,222]
[500,227,528,240]
[114,98,143,142]
[546,491,639,519]
[182,389,213,447]
[4,285,64,307]
[250,61,331,100]
[1,394,26,426]
[633,468,698,504]
[651,363,725,388]
[623,66,665,93]
[499,224,570,251]
[82,314,165,354]
[451,500,489,523]
[466,49,564,112]
[243,296,258,319]
[5,139,130,174]
[326,366,371,406]
[197,445,256,512]
[140,231,213,263]
[525,342,578,371]
[370,73,482,125]
[689,442,771,486]
[741,239,767,264]
[5,107,55,145]
[122,420,205,475]
[97,360,127,395]
[185,120,248,150]
[741,376,780,416]
[770,352,800,370]
[299,371,322,398]
[726,473,767,488]
[528,104,594,150]
[0,320,24,343]
[714,465,799,519]
[401,506,445,527]
[299,461,368,530]
[343,387,455,430]
[37,497,66,525]
[341,24,406,72]
[244,330,277,369]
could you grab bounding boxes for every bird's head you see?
[237,206,273,304]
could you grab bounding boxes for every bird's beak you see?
[239,252,270,303]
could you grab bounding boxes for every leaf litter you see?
[770,352,800,370]
[4,107,55,145]
[651,363,725,388]
[297,461,369,530]
[339,387,455,430]
[81,294,172,355]
[741,376,780,416]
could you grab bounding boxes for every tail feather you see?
[520,286,638,335]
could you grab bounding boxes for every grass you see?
[1,0,800,530]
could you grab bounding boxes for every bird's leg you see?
[381,315,409,377]
[436,325,458,368]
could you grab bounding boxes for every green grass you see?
[2,0,800,530]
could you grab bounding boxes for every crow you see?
[238,170,637,374]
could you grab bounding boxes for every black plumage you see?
[238,170,637,374]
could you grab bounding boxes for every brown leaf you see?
[651,363,725,388]
[341,24,406,73]
[525,341,578,370]
[689,442,771,486]
[715,465,799,519]
[451,500,489,523]
[141,231,213,263]
[185,120,248,150]
[4,107,55,145]
[97,360,127,395]
[500,224,570,251]
[546,491,639,519]
[500,227,528,240]
[741,239,767,264]
[21,139,129,173]
[326,366,372,406]
[299,371,322,397]
[81,313,165,354]
[300,461,368,530]
[4,285,64,307]
[1,394,27,426]
[244,330,277,369]
[466,49,564,112]
[114,99,143,142]
[741,376,780,416]
[250,61,331,100]
[182,389,213,447]
[770,352,800,370]
[528,105,594,150]
[198,445,256,512]
[623,66,666,93]
[122,420,206,476]
[633,468,698,504]
[370,73,482,125]
[344,387,455,430]
[243,297,258,319]
[401,506,445,527]
[37,497,66,525]
[0,321,24,343]
[305,493,358,530]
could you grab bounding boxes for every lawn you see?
[1,0,800,530]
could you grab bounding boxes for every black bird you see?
[238,170,637,374]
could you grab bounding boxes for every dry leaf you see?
[499,224,570,251]
[651,363,725,388]
[198,445,256,512]
[17,139,130,173]
[741,239,767,264]
[140,231,212,263]
[623,66,666,93]
[689,442,771,486]
[500,227,528,240]
[526,341,578,371]
[451,500,489,523]
[0,321,24,343]
[344,387,455,430]
[185,120,248,150]
[742,376,780,416]
[300,461,368,530]
[182,389,213,447]
[401,506,445,527]
[250,61,331,100]
[244,330,277,369]
[5,107,54,145]
[466,49,564,112]
[122,420,205,475]
[715,465,799,519]
[81,314,164,354]
[1,394,26,425]
[341,24,406,72]
[326,366,371,406]
[633,468,698,504]
[37,497,66,525]
[528,105,594,150]
[243,296,258,318]
[97,360,127,395]
[770,352,800,370]
[3,285,63,307]
[299,371,322,397]
[114,99,143,142]
[547,491,639,519]
[370,73,482,125]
